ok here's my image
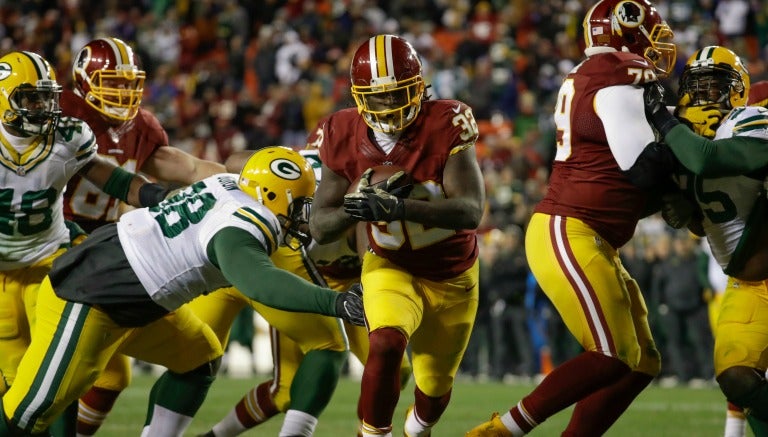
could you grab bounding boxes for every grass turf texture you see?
[102,374,749,436]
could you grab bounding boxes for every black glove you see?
[139,183,171,207]
[343,188,405,222]
[335,283,365,326]
[660,191,697,229]
[353,168,413,198]
[644,82,679,137]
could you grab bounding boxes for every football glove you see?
[660,191,697,229]
[353,167,413,198]
[335,283,365,326]
[344,188,405,222]
[675,104,724,138]
[644,82,679,137]
[139,183,171,207]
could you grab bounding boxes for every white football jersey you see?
[0,117,96,270]
[117,173,282,311]
[693,106,768,270]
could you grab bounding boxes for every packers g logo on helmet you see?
[270,158,302,181]
[0,63,11,81]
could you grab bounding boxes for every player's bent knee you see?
[634,345,661,377]
[717,366,768,417]
[172,357,222,381]
[718,366,763,399]
[368,327,407,357]
[192,357,222,378]
[414,375,454,398]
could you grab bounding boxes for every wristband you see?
[651,107,680,138]
[139,183,170,207]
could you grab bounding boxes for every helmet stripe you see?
[373,35,386,79]
[104,37,130,65]
[582,2,601,48]
[20,51,49,81]
[699,46,715,62]
[370,34,396,80]
[384,35,395,78]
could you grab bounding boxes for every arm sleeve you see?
[209,227,338,316]
[100,166,133,202]
[664,125,768,176]
[595,85,657,170]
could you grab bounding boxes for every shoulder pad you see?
[716,106,768,140]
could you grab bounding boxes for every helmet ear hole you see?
[265,191,277,202]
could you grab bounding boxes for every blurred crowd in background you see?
[2,0,767,385]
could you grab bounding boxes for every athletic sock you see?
[77,387,121,436]
[278,409,317,437]
[143,368,216,436]
[210,381,279,436]
[724,402,746,437]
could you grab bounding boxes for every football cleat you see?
[465,412,513,437]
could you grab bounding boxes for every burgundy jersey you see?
[536,51,657,248]
[749,80,768,107]
[312,100,479,281]
[59,89,168,232]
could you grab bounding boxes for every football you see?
[348,165,413,195]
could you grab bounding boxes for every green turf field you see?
[101,373,752,436]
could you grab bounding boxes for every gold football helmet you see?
[238,146,316,248]
[679,45,749,110]
[0,51,62,136]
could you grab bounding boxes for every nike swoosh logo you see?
[631,59,648,66]
[377,201,391,214]
[453,104,462,113]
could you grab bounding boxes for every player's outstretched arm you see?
[224,150,254,173]
[210,227,365,325]
[79,155,168,208]
[645,84,768,176]
[142,145,226,185]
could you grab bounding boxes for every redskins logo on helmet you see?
[350,34,426,134]
[583,0,676,78]
[0,51,62,137]
[679,46,749,110]
[73,37,145,122]
[238,146,316,249]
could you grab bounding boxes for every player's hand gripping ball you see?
[344,165,413,222]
